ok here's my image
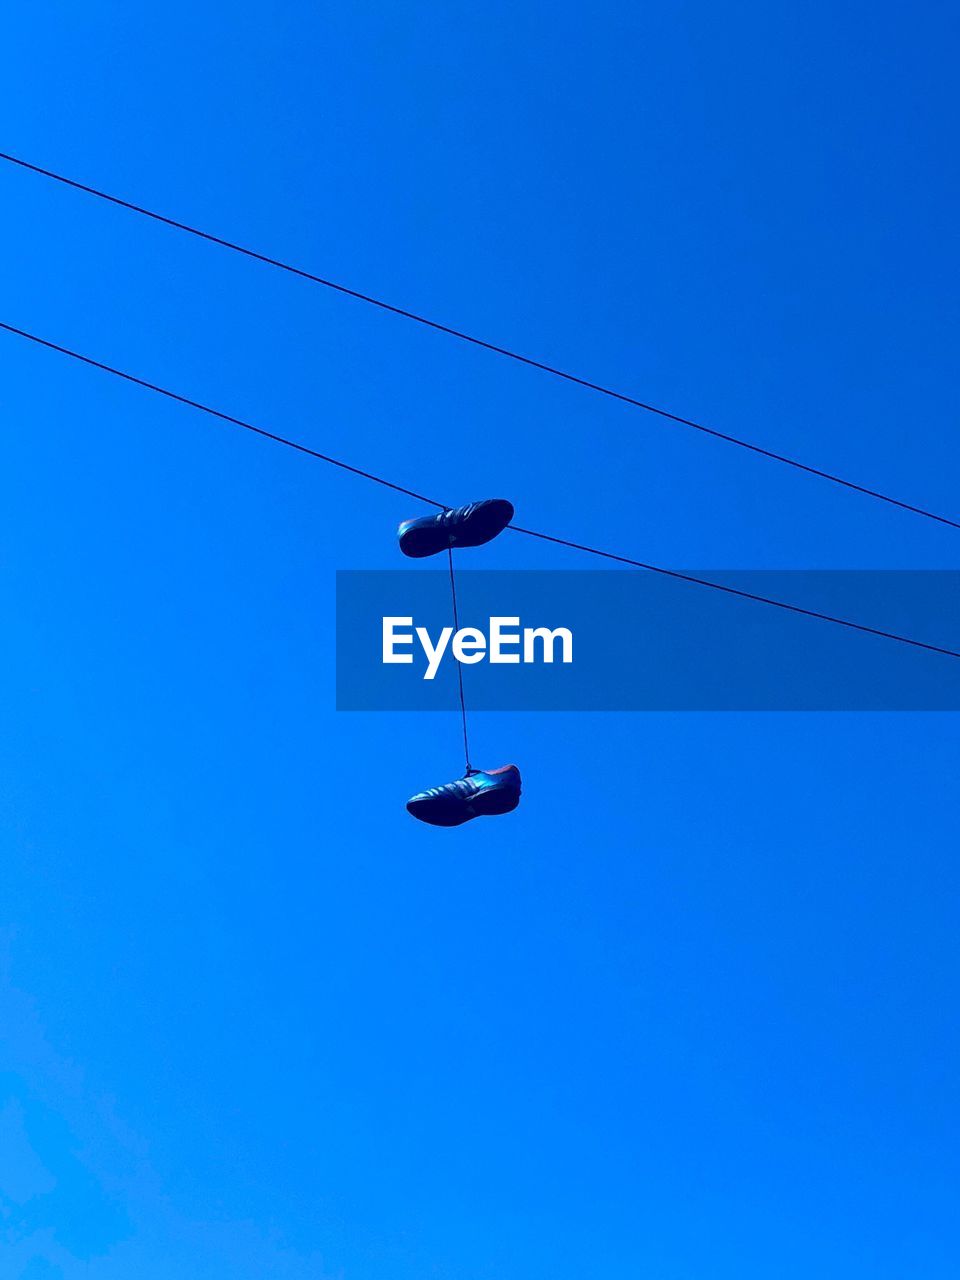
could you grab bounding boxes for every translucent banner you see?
[336,570,960,710]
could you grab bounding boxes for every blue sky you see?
[1,3,959,1277]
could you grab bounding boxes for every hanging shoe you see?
[406,764,522,827]
[398,498,514,559]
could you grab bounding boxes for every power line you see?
[3,148,959,534]
[507,525,960,660]
[0,321,443,509]
[2,317,958,663]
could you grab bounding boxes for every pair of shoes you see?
[398,498,514,558]
[406,764,522,827]
[399,497,521,827]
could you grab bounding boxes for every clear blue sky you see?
[2,3,958,1277]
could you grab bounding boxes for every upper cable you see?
[2,148,958,532]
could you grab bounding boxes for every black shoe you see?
[406,764,522,827]
[398,499,514,559]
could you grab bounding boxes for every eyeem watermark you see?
[383,615,574,680]
[337,569,960,710]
